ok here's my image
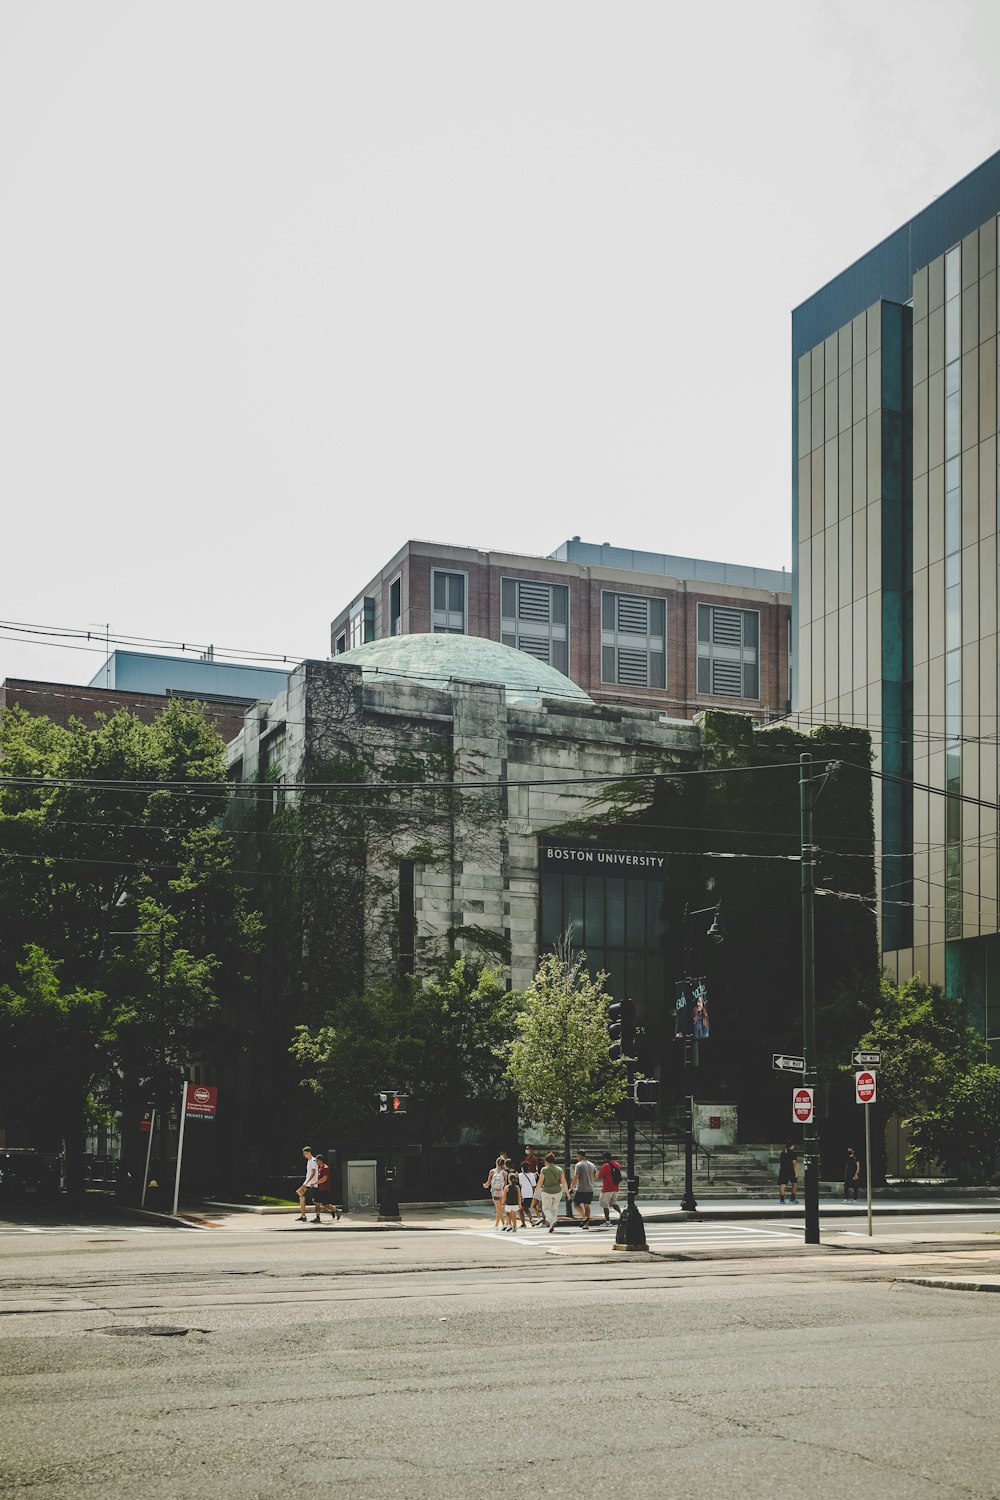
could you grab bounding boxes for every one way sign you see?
[773,1053,806,1073]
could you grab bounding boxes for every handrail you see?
[600,1118,714,1183]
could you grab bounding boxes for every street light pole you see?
[676,903,723,1215]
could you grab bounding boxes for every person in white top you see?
[296,1146,319,1221]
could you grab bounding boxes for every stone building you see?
[225,634,876,1181]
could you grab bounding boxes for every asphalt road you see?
[2,1206,999,1499]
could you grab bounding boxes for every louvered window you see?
[500,577,570,679]
[600,592,666,690]
[696,604,760,699]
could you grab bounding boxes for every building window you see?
[696,604,759,698]
[334,633,346,655]
[389,577,402,636]
[500,577,569,674]
[600,592,665,688]
[349,597,376,649]
[431,569,467,633]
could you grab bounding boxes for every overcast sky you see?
[2,1,999,686]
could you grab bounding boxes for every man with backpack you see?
[595,1151,623,1226]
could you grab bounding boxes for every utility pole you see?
[799,752,819,1243]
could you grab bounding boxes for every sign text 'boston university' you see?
[540,841,668,879]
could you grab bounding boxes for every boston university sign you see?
[540,839,668,880]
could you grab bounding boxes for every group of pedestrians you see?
[294,1145,343,1223]
[484,1146,625,1233]
[777,1142,864,1203]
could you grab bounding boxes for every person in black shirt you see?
[778,1143,798,1204]
[844,1146,861,1200]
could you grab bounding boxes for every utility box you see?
[343,1159,378,1214]
[694,1103,737,1147]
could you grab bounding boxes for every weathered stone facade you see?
[226,647,702,995]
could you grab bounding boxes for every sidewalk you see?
[146,1193,1000,1233]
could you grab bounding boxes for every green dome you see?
[335,633,592,707]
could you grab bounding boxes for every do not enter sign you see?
[855,1070,877,1105]
[792,1087,814,1124]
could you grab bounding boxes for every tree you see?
[0,702,262,1189]
[858,975,986,1120]
[907,1065,1000,1182]
[504,949,626,1183]
[856,975,988,1183]
[0,947,109,1196]
[289,955,518,1141]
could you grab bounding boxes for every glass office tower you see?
[793,149,1000,1059]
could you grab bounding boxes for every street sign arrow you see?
[853,1050,882,1067]
[773,1053,806,1072]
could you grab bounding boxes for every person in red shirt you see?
[595,1152,623,1226]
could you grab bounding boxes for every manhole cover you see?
[100,1325,192,1338]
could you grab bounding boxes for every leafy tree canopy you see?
[0,703,261,1175]
[504,950,626,1153]
[907,1064,1000,1182]
[289,955,518,1139]
[857,974,986,1121]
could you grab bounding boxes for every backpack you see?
[610,1162,622,1186]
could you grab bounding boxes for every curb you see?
[896,1277,1000,1293]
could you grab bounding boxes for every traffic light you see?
[608,999,636,1062]
[392,1093,408,1115]
[633,1077,659,1106]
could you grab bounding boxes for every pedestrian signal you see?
[632,1078,659,1105]
[392,1093,408,1114]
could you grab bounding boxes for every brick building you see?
[330,538,791,722]
[1,651,292,744]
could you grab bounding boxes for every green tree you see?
[856,974,987,1183]
[0,947,110,1197]
[907,1064,1000,1182]
[0,702,261,1188]
[289,955,518,1141]
[858,975,986,1121]
[504,949,626,1184]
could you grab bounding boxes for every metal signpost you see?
[140,1109,156,1209]
[172,1084,218,1216]
[855,1069,877,1236]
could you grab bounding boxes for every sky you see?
[2,0,1000,686]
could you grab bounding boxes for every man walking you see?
[843,1146,861,1201]
[777,1142,798,1205]
[594,1151,623,1226]
[296,1146,319,1221]
[570,1148,598,1228]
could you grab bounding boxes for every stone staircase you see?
[533,1124,783,1200]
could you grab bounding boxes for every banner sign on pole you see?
[792,1086,814,1124]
